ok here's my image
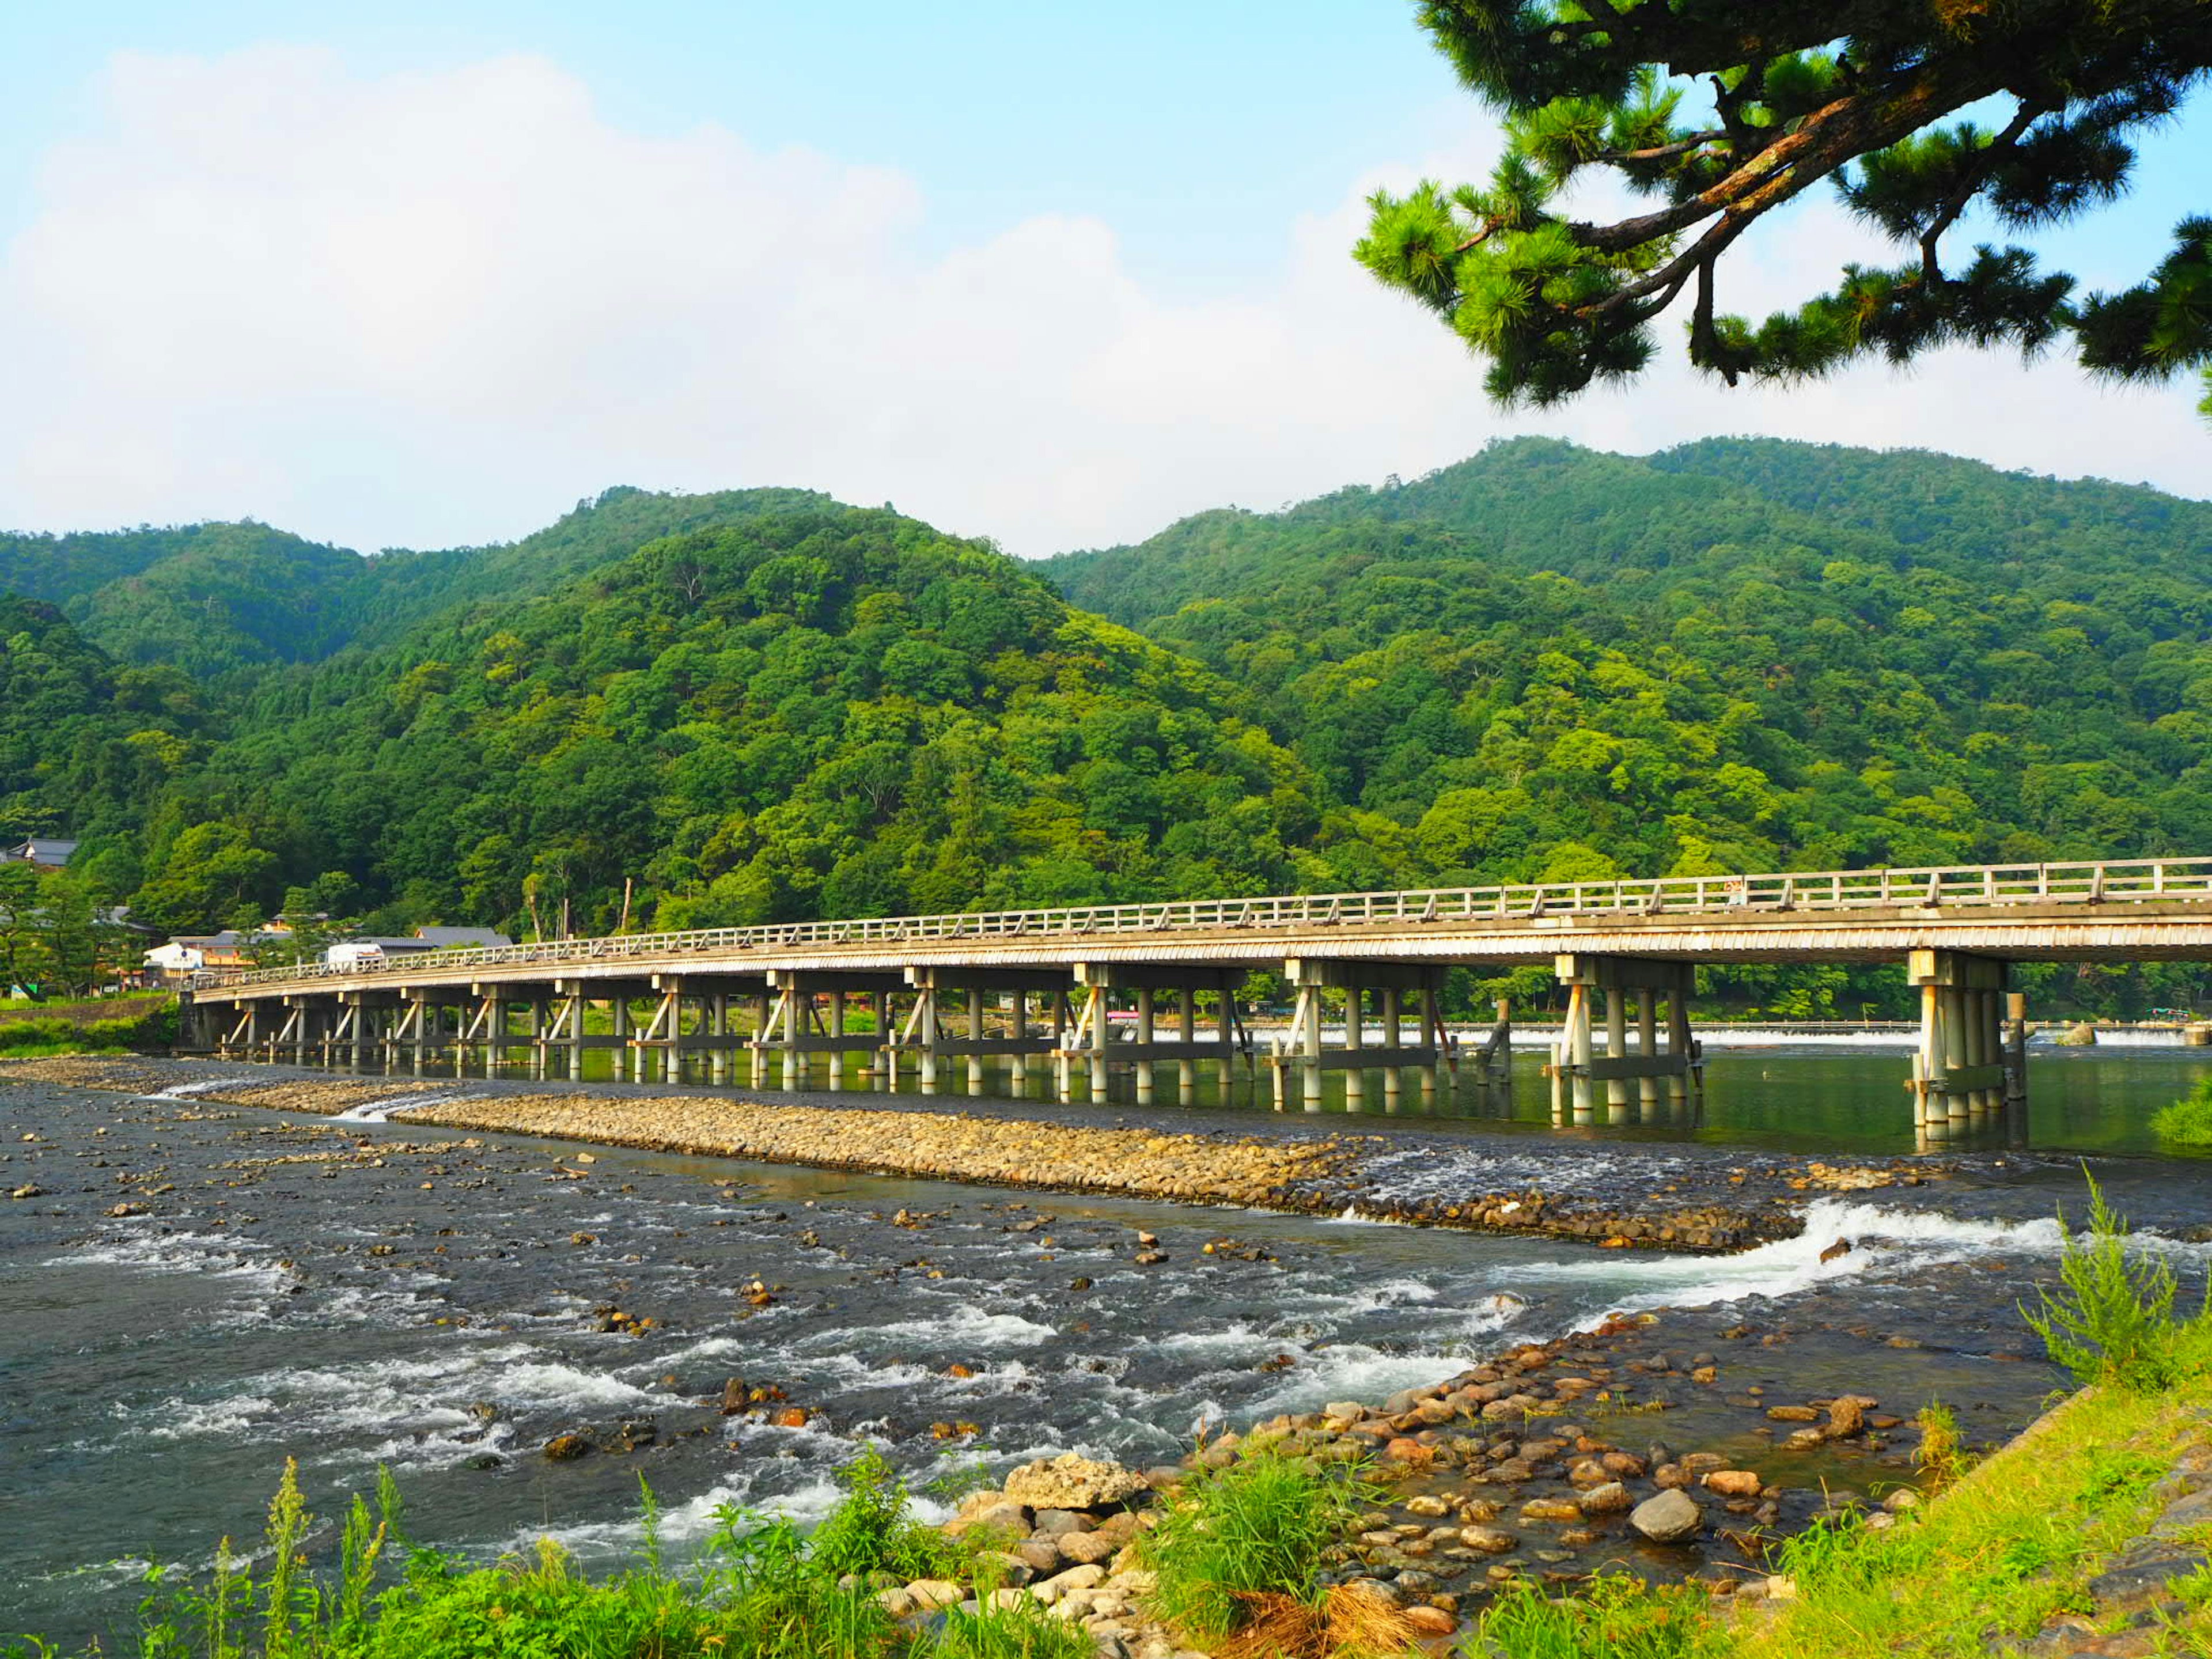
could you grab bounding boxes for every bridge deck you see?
[190,856,2212,1003]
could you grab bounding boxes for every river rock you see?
[1631,1488,1703,1543]
[1057,1529,1119,1567]
[1006,1453,1148,1510]
[542,1433,590,1460]
[1520,1498,1582,1522]
[1033,1563,1107,1604]
[1704,1470,1763,1498]
[1013,1536,1063,1575]
[1581,1482,1633,1514]
[1766,1405,1820,1422]
[904,1579,965,1612]
[1405,1495,1450,1517]
[1459,1524,1517,1553]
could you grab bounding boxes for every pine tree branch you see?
[1918,101,2046,283]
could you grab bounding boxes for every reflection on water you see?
[271,1031,2212,1159]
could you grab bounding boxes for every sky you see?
[0,1,2203,559]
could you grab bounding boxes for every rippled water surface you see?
[3,1050,2207,1645]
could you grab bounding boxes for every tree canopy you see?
[1355,0,2212,414]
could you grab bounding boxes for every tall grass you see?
[1135,1449,1375,1644]
[1472,1574,1716,1659]
[2019,1170,2186,1389]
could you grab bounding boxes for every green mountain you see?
[4,435,2211,1022]
[1041,438,2212,884]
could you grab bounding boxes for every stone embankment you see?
[0,1056,1930,1251]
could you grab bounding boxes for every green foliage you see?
[1360,1,2211,408]
[1136,1452,1374,1641]
[2153,1078,2212,1148]
[1914,1401,1970,1487]
[805,1446,969,1583]
[1473,1573,1715,1659]
[931,1597,1093,1659]
[2020,1171,2184,1389]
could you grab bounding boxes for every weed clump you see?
[1136,1449,1390,1651]
[2152,1078,2212,1149]
[1471,1573,1715,1658]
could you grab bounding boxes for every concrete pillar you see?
[1342,982,1364,1109]
[1010,991,1031,1094]
[919,987,940,1094]
[1054,990,1072,1103]
[1665,976,1692,1113]
[967,988,986,1094]
[1422,986,1444,1104]
[1567,982,1594,1123]
[1215,989,1236,1094]
[781,991,800,1091]
[1177,988,1196,1105]
[1089,988,1109,1101]
[706,993,728,1085]
[1635,987,1659,1118]
[1300,982,1323,1112]
[1135,987,1155,1104]
[1604,986,1629,1123]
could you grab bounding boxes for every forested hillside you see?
[5,436,2211,1013]
[1044,438,2212,882]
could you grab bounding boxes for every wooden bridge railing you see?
[190,855,2212,992]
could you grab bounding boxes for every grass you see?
[1135,1449,1434,1656]
[1472,1574,1717,1659]
[2154,1078,2212,1148]
[0,999,174,1056]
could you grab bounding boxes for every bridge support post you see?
[1908,950,2010,1142]
[1088,986,1110,1100]
[1177,988,1196,1104]
[1342,981,1364,1109]
[1380,986,1402,1112]
[1135,988,1156,1104]
[1009,991,1030,1094]
[967,990,986,1095]
[1552,957,1699,1124]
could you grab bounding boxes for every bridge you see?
[184,855,2212,1140]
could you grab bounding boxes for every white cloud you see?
[0,47,2200,559]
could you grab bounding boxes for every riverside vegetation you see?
[12,438,2212,1017]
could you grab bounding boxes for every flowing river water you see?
[3,1042,2209,1646]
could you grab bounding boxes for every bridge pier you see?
[1065,964,1245,1104]
[1908,950,2016,1142]
[1548,956,1700,1126]
[757,970,907,1092]
[904,967,1075,1098]
[1274,959,1446,1113]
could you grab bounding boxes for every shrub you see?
[2153,1079,2212,1148]
[1137,1452,1374,1643]
[2020,1171,2181,1391]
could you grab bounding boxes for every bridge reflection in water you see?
[185,857,2212,1149]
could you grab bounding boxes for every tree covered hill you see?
[0,485,846,678]
[1040,438,2212,885]
[4,437,2211,990]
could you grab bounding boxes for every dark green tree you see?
[1356,0,2212,411]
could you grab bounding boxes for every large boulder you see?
[1005,1453,1150,1511]
[1630,1488,1703,1544]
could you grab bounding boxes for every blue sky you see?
[0,3,2201,556]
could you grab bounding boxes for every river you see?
[2,1042,2207,1646]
